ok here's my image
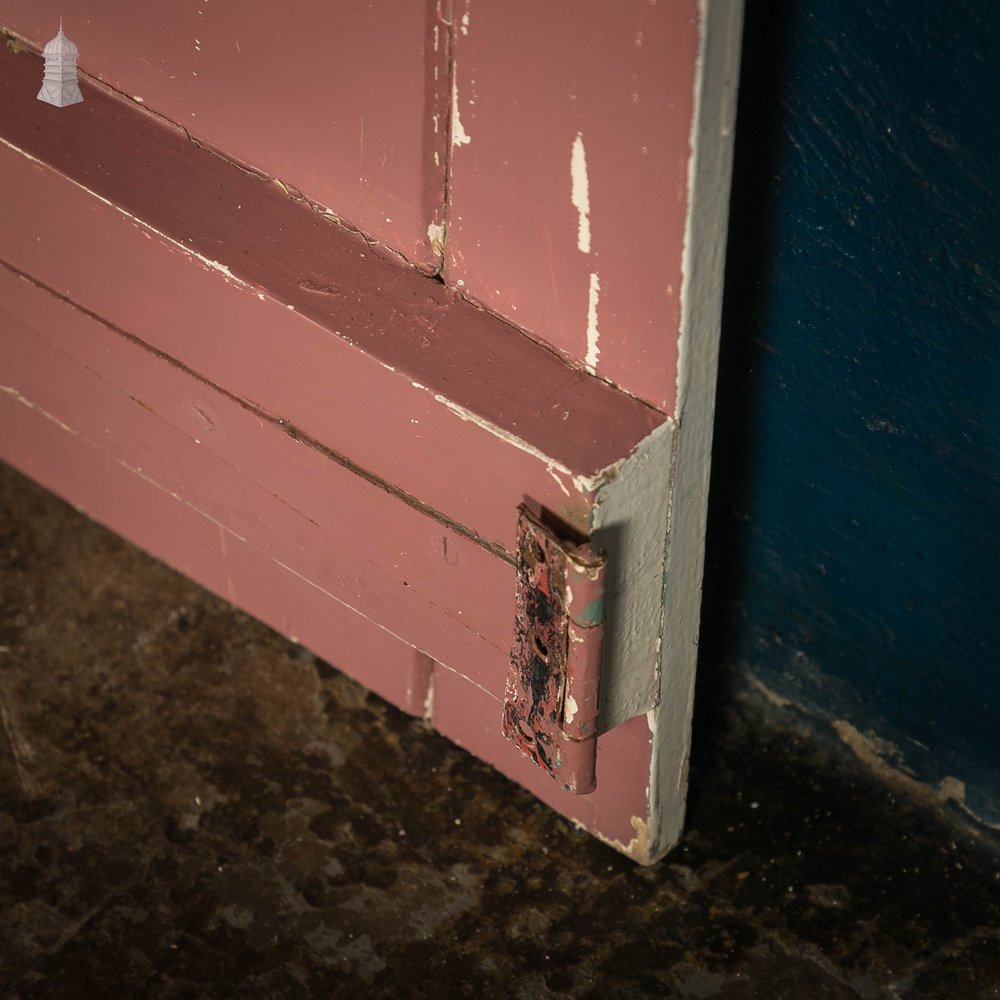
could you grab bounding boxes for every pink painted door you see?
[0,1,744,862]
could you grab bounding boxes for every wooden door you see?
[0,1,743,862]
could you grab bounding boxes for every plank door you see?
[0,1,743,862]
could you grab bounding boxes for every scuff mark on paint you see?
[570,132,591,253]
[0,697,36,795]
[0,135,43,165]
[460,11,470,36]
[546,463,571,498]
[585,271,601,371]
[2,385,78,435]
[437,661,498,700]
[297,279,342,296]
[450,63,471,148]
[430,391,572,476]
[422,667,435,720]
[0,138,251,289]
[424,383,627,497]
[429,388,623,499]
[218,524,236,602]
[441,536,459,566]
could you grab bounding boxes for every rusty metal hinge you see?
[501,505,607,794]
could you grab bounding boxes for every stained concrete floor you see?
[1,461,998,1000]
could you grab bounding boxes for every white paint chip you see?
[585,271,601,371]
[450,64,471,148]
[427,221,446,254]
[564,694,579,725]
[571,132,592,254]
[546,464,571,498]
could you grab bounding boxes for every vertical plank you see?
[444,0,700,410]
[0,281,513,692]
[1,391,434,716]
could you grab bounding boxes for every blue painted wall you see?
[705,0,1000,824]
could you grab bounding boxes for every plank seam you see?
[0,258,515,566]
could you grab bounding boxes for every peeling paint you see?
[585,271,601,372]
[450,64,471,148]
[570,132,591,254]
[564,693,579,725]
[427,221,446,257]
[594,813,652,863]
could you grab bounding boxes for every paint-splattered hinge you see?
[501,505,607,794]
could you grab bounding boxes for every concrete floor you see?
[1,461,998,999]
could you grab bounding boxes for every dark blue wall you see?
[705,0,1000,824]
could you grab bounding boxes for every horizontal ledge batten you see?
[0,43,664,481]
